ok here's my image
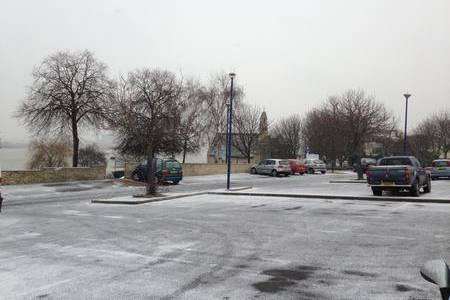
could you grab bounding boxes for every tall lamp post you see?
[403,93,411,155]
[226,73,236,190]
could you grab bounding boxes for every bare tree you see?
[303,90,395,173]
[419,111,450,158]
[179,79,207,163]
[411,111,449,163]
[108,69,183,195]
[79,144,107,167]
[337,89,393,161]
[27,138,71,169]
[232,103,262,163]
[303,98,344,170]
[434,111,450,158]
[17,50,113,167]
[271,114,304,158]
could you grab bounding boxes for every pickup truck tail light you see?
[405,167,412,183]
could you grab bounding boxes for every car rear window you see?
[165,160,181,169]
[379,158,413,166]
[433,160,450,167]
[279,160,289,165]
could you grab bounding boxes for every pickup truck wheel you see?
[308,168,314,174]
[320,171,326,174]
[410,181,420,197]
[372,187,382,196]
[423,177,431,193]
[132,172,142,182]
[271,170,278,177]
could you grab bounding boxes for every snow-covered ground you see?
[1,193,448,299]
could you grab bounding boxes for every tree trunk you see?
[182,139,187,164]
[146,150,157,195]
[71,116,79,167]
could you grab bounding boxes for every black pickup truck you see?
[366,156,431,197]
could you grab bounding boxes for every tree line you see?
[16,50,449,192]
[16,50,261,193]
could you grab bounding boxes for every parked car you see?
[131,158,183,184]
[430,159,450,180]
[366,156,431,196]
[288,159,307,175]
[361,157,377,173]
[250,159,292,177]
[304,159,327,174]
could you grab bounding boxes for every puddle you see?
[284,206,302,211]
[342,270,378,278]
[252,265,320,293]
[395,283,423,292]
[251,204,266,208]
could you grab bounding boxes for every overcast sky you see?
[1,0,449,144]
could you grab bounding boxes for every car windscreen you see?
[165,160,181,169]
[279,160,289,165]
[432,161,449,167]
[378,158,413,166]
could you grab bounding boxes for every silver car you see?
[304,159,327,174]
[250,159,292,177]
[431,159,450,180]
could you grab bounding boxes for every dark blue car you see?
[131,158,183,185]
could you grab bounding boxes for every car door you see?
[265,160,275,174]
[256,160,266,174]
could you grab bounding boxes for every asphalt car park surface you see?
[1,193,449,299]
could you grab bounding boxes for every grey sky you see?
[1,0,449,143]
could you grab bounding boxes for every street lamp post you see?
[226,73,236,190]
[403,93,411,155]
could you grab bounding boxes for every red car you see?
[288,159,307,175]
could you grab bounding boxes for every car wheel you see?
[250,168,256,174]
[431,177,436,181]
[172,180,180,185]
[372,187,382,196]
[308,168,314,174]
[132,172,141,182]
[423,177,431,193]
[271,170,278,177]
[320,171,326,174]
[410,180,420,197]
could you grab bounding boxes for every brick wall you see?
[124,162,250,178]
[1,166,106,185]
